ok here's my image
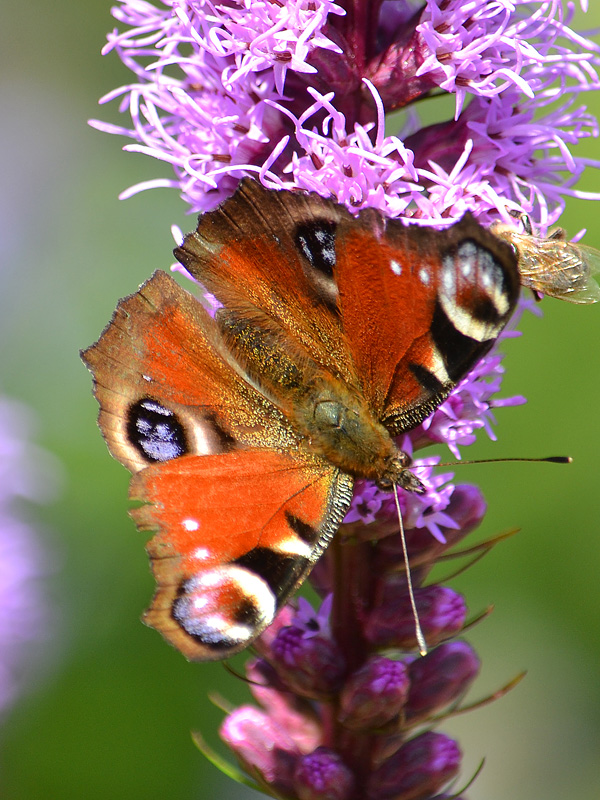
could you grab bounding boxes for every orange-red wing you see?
[131,449,353,661]
[174,179,357,385]
[81,270,297,474]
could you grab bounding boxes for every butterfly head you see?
[377,451,427,495]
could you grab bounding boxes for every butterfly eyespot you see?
[127,398,188,463]
[295,220,337,276]
[438,239,514,345]
[294,220,339,309]
[172,567,276,654]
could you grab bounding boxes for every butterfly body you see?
[83,180,519,660]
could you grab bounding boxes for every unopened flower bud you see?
[367,732,461,800]
[365,582,466,650]
[339,656,409,730]
[270,625,346,697]
[406,641,480,722]
[293,747,356,800]
[220,706,299,794]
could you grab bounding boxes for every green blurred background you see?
[1,2,599,798]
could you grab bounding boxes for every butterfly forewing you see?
[174,180,358,386]
[358,215,519,432]
[82,270,299,472]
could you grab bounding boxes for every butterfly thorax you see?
[294,378,426,493]
[219,308,423,492]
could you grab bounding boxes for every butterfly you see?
[491,215,600,304]
[82,179,519,661]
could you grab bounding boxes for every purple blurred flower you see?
[93,2,600,798]
[0,396,55,716]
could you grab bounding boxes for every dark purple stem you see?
[325,535,375,782]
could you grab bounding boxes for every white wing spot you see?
[183,518,200,531]
[419,268,430,285]
[274,537,313,559]
[391,260,402,275]
[442,265,456,297]
[192,547,210,560]
[428,347,451,384]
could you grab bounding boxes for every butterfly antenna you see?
[394,486,428,657]
[437,455,572,468]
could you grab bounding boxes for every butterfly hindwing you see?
[133,449,352,660]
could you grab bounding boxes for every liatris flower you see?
[0,395,54,717]
[93,1,600,797]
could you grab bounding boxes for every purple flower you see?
[338,655,410,731]
[293,747,356,800]
[91,1,600,224]
[0,396,55,717]
[367,732,462,800]
[220,705,302,795]
[93,2,600,799]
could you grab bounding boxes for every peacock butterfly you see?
[82,179,520,661]
[491,215,600,304]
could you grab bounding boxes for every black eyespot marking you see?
[170,569,276,654]
[430,300,481,382]
[171,590,237,651]
[127,398,188,462]
[285,511,319,545]
[408,362,445,394]
[234,547,309,604]
[295,220,337,276]
[471,295,503,325]
[232,596,263,627]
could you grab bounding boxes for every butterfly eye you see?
[127,398,188,463]
[314,400,343,429]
